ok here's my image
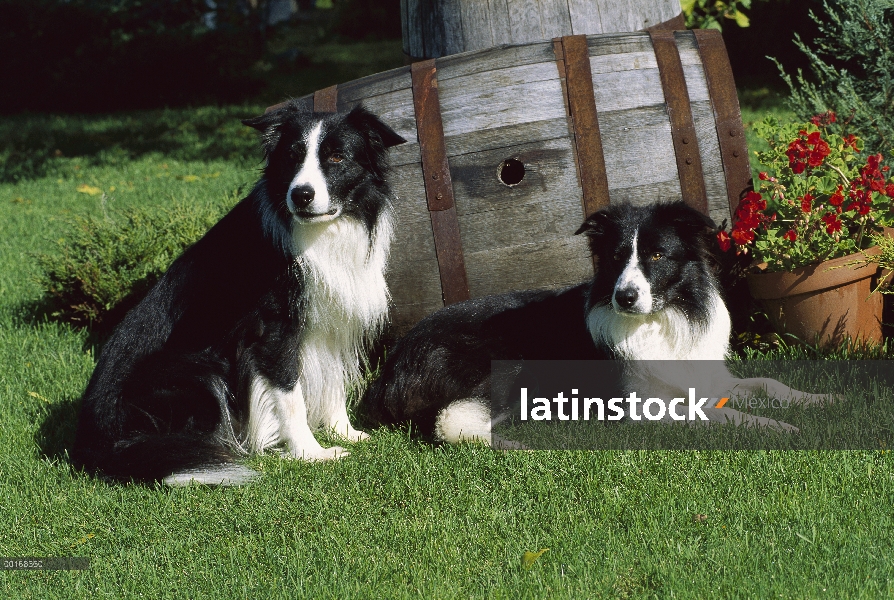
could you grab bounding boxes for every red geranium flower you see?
[783,229,797,241]
[800,193,813,213]
[717,230,731,252]
[731,227,755,245]
[821,212,842,234]
[810,111,836,126]
[829,185,844,206]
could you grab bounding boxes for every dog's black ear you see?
[345,104,406,149]
[242,103,297,156]
[575,211,612,236]
[662,201,717,232]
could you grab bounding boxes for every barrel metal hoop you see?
[554,36,611,218]
[693,29,754,219]
[649,29,709,215]
[410,59,470,306]
[313,85,338,113]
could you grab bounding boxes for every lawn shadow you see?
[0,106,266,184]
[35,394,81,463]
[12,292,123,361]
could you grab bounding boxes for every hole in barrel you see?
[498,158,525,187]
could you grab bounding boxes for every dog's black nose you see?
[615,288,638,309]
[291,186,315,208]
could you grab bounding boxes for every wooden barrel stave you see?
[402,0,684,59]
[285,30,750,335]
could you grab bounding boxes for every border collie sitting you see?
[72,102,405,485]
[361,201,828,444]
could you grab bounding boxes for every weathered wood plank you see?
[440,59,559,92]
[681,65,710,102]
[487,0,513,46]
[464,236,593,297]
[447,138,580,218]
[597,106,680,190]
[509,0,545,43]
[439,77,567,138]
[590,50,656,74]
[444,117,570,158]
[448,136,583,223]
[690,99,731,224]
[434,40,557,82]
[644,0,684,28]
[656,0,683,24]
[389,144,423,169]
[403,2,683,59]
[568,0,603,35]
[458,0,492,50]
[401,0,410,52]
[389,162,436,228]
[592,68,665,112]
[596,0,637,33]
[586,32,654,57]
[435,0,465,59]
[456,195,587,256]
[336,67,412,105]
[607,179,683,206]
[386,161,445,332]
[539,0,573,39]
[402,0,422,57]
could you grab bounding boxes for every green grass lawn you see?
[1,92,892,598]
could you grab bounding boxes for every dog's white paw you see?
[329,422,369,442]
[287,446,349,461]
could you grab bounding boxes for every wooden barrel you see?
[402,0,684,59]
[275,30,752,336]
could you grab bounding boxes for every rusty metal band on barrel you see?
[648,30,709,215]
[313,85,338,113]
[692,29,753,219]
[410,59,470,306]
[556,35,611,223]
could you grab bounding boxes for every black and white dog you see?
[361,201,828,443]
[72,102,405,485]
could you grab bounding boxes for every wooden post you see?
[401,0,684,60]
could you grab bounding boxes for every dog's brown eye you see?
[328,154,343,164]
[613,253,622,261]
[651,252,662,261]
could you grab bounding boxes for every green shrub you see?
[35,195,235,331]
[681,0,752,30]
[775,0,894,157]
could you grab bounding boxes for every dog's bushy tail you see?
[75,433,258,486]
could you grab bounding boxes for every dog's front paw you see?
[329,422,369,442]
[287,446,349,461]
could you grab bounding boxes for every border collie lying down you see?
[361,201,829,444]
[72,103,405,485]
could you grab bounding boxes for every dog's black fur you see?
[72,102,404,484]
[361,201,723,440]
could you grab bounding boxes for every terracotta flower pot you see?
[746,249,883,347]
